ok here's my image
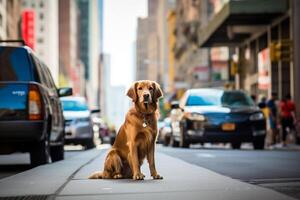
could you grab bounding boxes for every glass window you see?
[61,100,88,111]
[186,90,254,107]
[0,47,32,81]
[32,55,48,86]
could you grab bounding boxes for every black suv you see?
[0,41,72,166]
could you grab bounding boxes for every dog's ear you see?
[152,81,163,102]
[127,82,138,102]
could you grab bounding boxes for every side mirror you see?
[58,87,73,97]
[91,108,101,113]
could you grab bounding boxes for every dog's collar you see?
[137,110,153,128]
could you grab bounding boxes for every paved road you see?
[0,145,299,199]
[0,147,296,200]
[159,146,300,199]
[0,145,84,179]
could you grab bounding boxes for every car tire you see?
[253,136,265,150]
[85,139,95,150]
[50,144,64,162]
[30,138,51,167]
[170,135,179,147]
[179,123,189,148]
[163,135,171,146]
[231,141,241,149]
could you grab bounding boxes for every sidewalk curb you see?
[0,148,103,197]
[58,150,297,200]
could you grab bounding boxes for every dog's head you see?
[127,80,163,112]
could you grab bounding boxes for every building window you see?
[39,13,44,20]
[40,1,44,8]
[37,38,44,43]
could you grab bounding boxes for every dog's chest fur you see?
[135,123,156,158]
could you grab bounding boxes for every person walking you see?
[279,94,296,146]
[267,93,279,145]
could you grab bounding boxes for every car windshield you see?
[62,100,88,111]
[186,90,255,107]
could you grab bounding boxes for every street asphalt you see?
[0,146,298,200]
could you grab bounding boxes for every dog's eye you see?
[138,87,142,90]
[149,87,153,90]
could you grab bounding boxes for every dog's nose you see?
[143,94,149,100]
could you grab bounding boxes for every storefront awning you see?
[198,0,288,47]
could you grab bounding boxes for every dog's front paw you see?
[133,172,145,180]
[113,174,123,179]
[152,174,163,180]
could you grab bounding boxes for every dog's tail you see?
[88,171,103,179]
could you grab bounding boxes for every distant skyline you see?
[103,0,147,87]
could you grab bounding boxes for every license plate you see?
[222,123,235,131]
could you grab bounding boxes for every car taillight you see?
[28,84,43,120]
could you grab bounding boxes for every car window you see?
[221,91,255,107]
[43,64,57,90]
[61,100,88,111]
[32,55,48,86]
[0,47,32,81]
[186,90,255,107]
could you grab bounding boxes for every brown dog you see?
[89,80,163,180]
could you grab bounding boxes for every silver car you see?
[61,97,99,149]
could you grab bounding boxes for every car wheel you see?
[163,135,171,146]
[253,136,265,150]
[179,123,189,148]
[50,144,64,162]
[231,141,241,149]
[85,139,95,150]
[30,138,51,167]
[170,135,179,147]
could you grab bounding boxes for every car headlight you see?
[249,112,264,121]
[184,112,205,121]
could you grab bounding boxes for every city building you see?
[136,17,149,80]
[0,0,7,40]
[136,0,175,91]
[0,0,22,40]
[197,0,299,116]
[22,0,59,84]
[76,0,102,107]
[173,0,211,93]
[156,0,176,92]
[58,0,81,94]
[7,0,22,40]
[99,54,111,118]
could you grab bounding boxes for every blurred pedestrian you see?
[279,94,296,146]
[267,92,279,144]
[258,97,269,119]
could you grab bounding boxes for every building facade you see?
[136,17,149,80]
[197,0,299,116]
[58,0,81,94]
[76,0,101,107]
[22,0,59,84]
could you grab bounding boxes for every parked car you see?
[170,88,266,149]
[158,117,172,146]
[0,41,72,166]
[60,96,99,149]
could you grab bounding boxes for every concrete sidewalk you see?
[0,148,297,200]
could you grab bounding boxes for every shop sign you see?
[258,48,271,90]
